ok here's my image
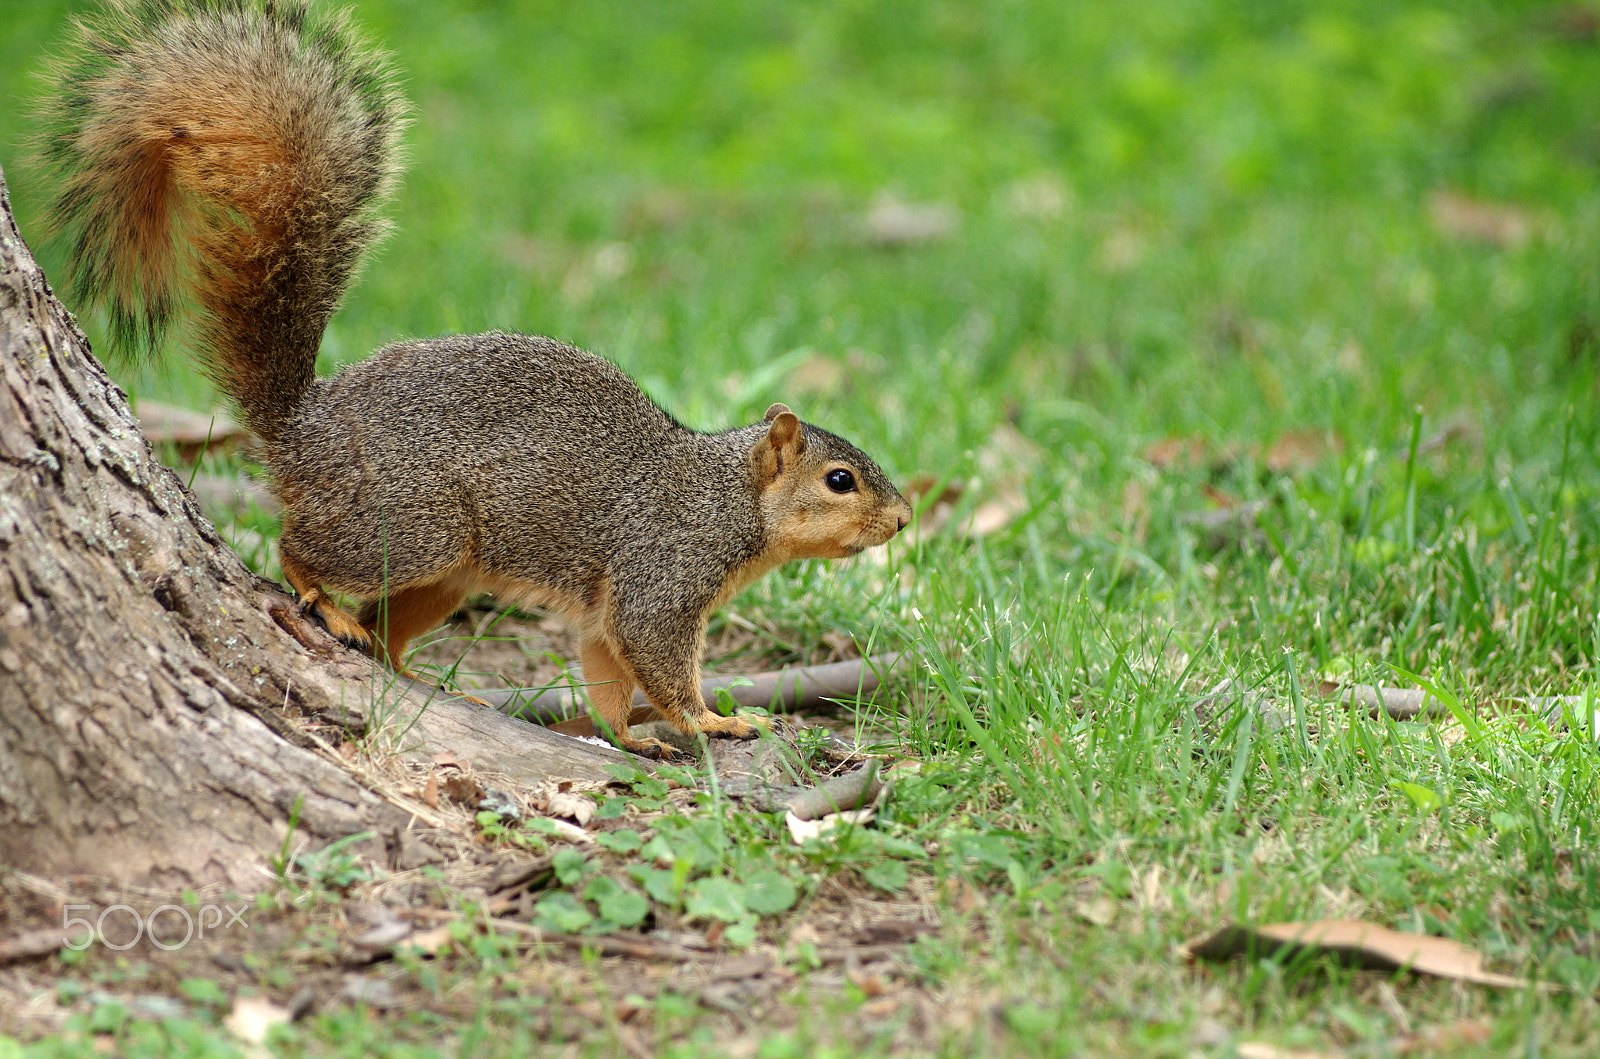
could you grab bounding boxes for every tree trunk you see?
[0,166,625,891]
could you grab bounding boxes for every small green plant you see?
[478,812,554,852]
[289,832,375,892]
[710,677,756,717]
[269,794,303,887]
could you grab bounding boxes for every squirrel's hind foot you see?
[280,555,375,654]
[295,591,374,653]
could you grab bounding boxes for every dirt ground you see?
[0,866,971,1053]
[0,604,955,1052]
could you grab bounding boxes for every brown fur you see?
[37,0,912,760]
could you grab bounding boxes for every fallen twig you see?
[466,655,908,734]
[785,760,884,820]
[0,925,92,965]
[1315,682,1451,721]
[1316,681,1594,728]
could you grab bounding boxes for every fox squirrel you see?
[35,0,913,760]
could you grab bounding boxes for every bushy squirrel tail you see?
[35,0,407,442]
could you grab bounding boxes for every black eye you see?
[824,468,856,493]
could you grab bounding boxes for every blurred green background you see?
[5,0,1597,458]
[4,0,1600,688]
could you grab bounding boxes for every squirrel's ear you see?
[755,407,805,480]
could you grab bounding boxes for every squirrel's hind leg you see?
[357,580,468,676]
[355,580,491,705]
[280,551,373,651]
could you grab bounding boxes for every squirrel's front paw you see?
[698,712,771,741]
[622,736,696,763]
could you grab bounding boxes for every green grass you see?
[5,0,1600,1055]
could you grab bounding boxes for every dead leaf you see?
[940,876,986,915]
[135,399,249,461]
[439,773,484,807]
[904,474,965,539]
[860,995,901,1018]
[999,173,1072,221]
[847,967,893,996]
[224,995,292,1044]
[858,920,934,944]
[341,974,403,1010]
[1180,920,1535,989]
[1184,498,1273,551]
[402,923,456,957]
[1138,865,1170,913]
[786,922,824,950]
[786,353,847,399]
[421,770,439,809]
[1074,897,1116,927]
[1236,1043,1340,1059]
[965,485,1027,538]
[1265,428,1344,474]
[859,192,959,247]
[431,752,462,769]
[344,903,416,954]
[786,808,874,844]
[348,918,415,954]
[546,791,596,827]
[611,994,648,1023]
[1143,435,1213,470]
[1412,417,1482,458]
[1144,430,1343,476]
[1389,1019,1492,1055]
[1428,189,1537,248]
[710,952,774,981]
[978,420,1042,472]
[904,422,1036,542]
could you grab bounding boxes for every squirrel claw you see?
[293,591,374,654]
[334,631,374,654]
[274,595,373,656]
[627,738,693,762]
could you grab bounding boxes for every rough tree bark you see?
[0,166,625,891]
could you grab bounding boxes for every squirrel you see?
[34,0,913,761]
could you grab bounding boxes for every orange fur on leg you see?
[279,550,371,650]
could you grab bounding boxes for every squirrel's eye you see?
[824,468,857,494]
